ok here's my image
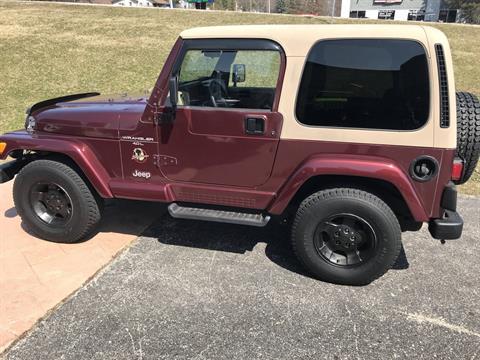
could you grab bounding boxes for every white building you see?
[340,0,460,23]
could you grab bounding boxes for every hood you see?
[29,92,149,139]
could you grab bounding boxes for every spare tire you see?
[455,91,480,185]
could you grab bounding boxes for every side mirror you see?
[156,76,178,124]
[232,64,246,87]
[158,75,178,124]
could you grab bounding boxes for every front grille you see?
[435,44,449,128]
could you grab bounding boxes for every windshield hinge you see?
[153,104,161,125]
[153,154,160,168]
[153,154,177,168]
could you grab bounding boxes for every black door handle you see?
[245,117,265,135]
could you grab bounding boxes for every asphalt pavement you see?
[3,197,480,360]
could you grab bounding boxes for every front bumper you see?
[428,182,463,240]
[0,159,27,184]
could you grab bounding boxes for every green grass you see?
[0,1,479,194]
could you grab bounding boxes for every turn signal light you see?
[451,158,463,181]
[0,142,6,155]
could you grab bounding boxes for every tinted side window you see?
[296,40,429,130]
[177,49,280,110]
[179,50,219,83]
[230,50,280,89]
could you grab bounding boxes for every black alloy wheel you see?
[30,182,73,225]
[314,213,377,267]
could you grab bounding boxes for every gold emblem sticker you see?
[132,148,149,163]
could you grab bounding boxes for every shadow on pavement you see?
[8,196,410,273]
[91,199,167,238]
[4,207,17,218]
[142,214,409,280]
[11,199,167,243]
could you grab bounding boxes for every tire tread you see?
[13,159,101,242]
[291,188,401,285]
[455,91,480,185]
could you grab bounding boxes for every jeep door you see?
[157,39,284,188]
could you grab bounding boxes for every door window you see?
[176,49,281,110]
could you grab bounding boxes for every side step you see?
[168,203,270,227]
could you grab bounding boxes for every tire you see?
[455,91,480,185]
[13,159,102,243]
[291,188,402,286]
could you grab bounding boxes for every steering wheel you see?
[207,78,228,107]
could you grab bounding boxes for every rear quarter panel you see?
[266,140,454,221]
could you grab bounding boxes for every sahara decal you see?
[132,148,149,163]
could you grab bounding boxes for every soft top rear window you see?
[296,39,430,131]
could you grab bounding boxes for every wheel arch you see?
[268,155,429,223]
[286,175,423,230]
[1,133,113,198]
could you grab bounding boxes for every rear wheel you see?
[291,188,401,285]
[13,160,102,243]
[455,91,480,185]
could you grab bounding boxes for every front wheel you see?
[291,188,402,285]
[13,159,102,243]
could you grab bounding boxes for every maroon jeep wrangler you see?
[1,25,479,285]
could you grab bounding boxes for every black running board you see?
[168,203,270,227]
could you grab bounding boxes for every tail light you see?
[451,158,463,181]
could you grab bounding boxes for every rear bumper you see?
[428,182,463,240]
[428,210,463,240]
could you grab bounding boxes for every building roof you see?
[179,24,445,56]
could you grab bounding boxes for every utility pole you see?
[267,0,270,13]
[331,0,335,17]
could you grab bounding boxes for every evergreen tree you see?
[444,0,480,24]
[276,0,287,13]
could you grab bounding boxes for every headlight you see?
[25,115,36,133]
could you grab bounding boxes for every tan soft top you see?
[180,25,445,57]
